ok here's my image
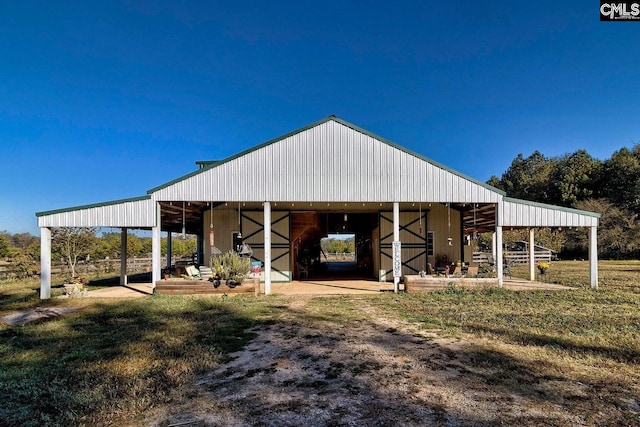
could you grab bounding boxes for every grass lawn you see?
[1,261,639,426]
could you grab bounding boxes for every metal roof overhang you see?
[37,198,598,236]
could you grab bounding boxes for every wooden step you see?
[155,279,256,295]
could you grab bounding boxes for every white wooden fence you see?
[0,257,180,280]
[323,252,356,262]
[473,251,553,265]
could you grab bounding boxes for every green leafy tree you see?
[563,199,639,259]
[327,239,348,254]
[491,145,640,259]
[94,232,121,259]
[142,237,154,257]
[126,234,144,257]
[171,237,197,257]
[11,232,39,251]
[486,175,504,191]
[0,233,12,258]
[499,151,556,202]
[346,238,355,253]
[11,252,38,278]
[549,150,601,207]
[26,240,40,262]
[598,145,640,215]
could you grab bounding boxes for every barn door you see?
[242,210,291,282]
[379,211,427,281]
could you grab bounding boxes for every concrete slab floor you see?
[79,278,572,298]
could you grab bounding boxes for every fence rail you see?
[0,257,183,280]
[322,252,356,262]
[473,251,553,265]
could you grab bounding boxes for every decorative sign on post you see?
[392,241,402,278]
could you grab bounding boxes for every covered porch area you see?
[78,276,575,298]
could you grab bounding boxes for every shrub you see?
[210,251,251,283]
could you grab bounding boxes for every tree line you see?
[321,236,356,254]
[486,144,640,259]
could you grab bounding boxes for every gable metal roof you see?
[35,117,599,230]
[149,116,505,204]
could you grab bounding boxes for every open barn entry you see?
[291,211,378,280]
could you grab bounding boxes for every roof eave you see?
[503,196,602,218]
[36,195,151,218]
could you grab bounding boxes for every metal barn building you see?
[36,117,600,298]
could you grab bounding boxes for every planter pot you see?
[64,284,86,297]
[538,267,547,275]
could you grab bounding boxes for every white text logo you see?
[600,2,640,20]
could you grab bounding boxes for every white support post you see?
[40,227,51,299]
[120,228,128,286]
[264,201,271,295]
[393,202,400,293]
[496,226,503,287]
[529,228,535,282]
[152,203,162,289]
[589,226,598,289]
[492,232,497,261]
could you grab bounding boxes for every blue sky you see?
[1,1,638,235]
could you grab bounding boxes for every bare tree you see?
[51,227,97,278]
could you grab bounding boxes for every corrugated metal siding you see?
[500,200,599,228]
[37,198,156,228]
[151,120,502,204]
[36,119,600,232]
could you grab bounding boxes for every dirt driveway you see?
[148,295,591,427]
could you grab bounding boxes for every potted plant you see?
[63,276,89,296]
[536,262,550,275]
[210,251,251,288]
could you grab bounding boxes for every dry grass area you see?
[1,261,639,426]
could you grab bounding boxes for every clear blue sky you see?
[1,1,638,235]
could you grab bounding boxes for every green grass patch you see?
[370,261,640,364]
[1,260,639,425]
[0,293,284,426]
